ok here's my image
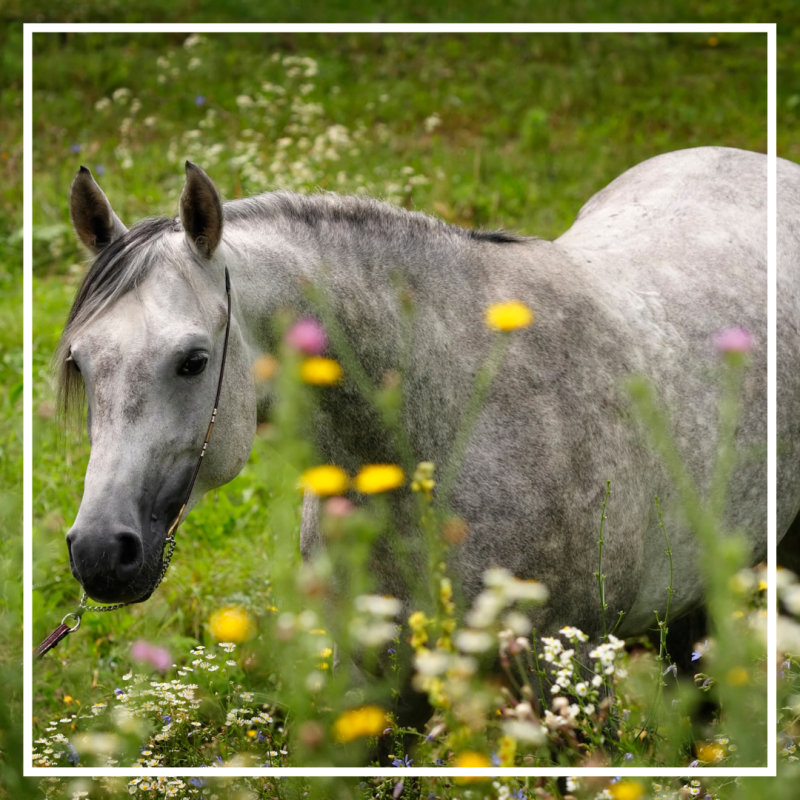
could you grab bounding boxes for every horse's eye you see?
[179,353,208,376]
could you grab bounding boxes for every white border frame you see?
[23,22,777,779]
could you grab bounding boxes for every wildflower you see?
[454,629,494,653]
[286,318,328,355]
[208,606,256,643]
[725,666,750,686]
[299,465,349,496]
[502,720,546,745]
[610,782,645,800]
[715,326,752,354]
[484,301,534,331]
[331,705,388,742]
[392,754,413,767]
[252,354,279,381]
[69,144,82,154]
[560,626,588,642]
[300,356,343,385]
[453,751,492,783]
[131,640,171,673]
[354,464,405,494]
[195,95,206,106]
[354,594,402,617]
[663,663,677,677]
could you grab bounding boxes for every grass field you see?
[0,12,799,800]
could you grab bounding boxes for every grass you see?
[0,14,797,800]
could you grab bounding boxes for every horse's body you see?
[61,147,800,727]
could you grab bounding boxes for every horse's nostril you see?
[117,532,141,570]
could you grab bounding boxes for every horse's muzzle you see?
[66,526,156,604]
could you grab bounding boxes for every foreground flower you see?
[286,318,328,355]
[131,640,171,673]
[454,751,492,783]
[300,356,343,385]
[299,465,349,496]
[354,464,405,494]
[715,326,752,354]
[610,781,645,800]
[484,300,534,331]
[208,606,256,643]
[332,705,388,742]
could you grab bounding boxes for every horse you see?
[59,147,800,738]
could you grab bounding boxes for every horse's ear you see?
[69,166,128,256]
[179,161,224,259]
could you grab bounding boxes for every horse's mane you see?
[225,190,526,245]
[56,191,526,425]
[56,216,189,425]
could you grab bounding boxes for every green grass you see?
[1,12,799,800]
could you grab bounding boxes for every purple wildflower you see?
[195,95,206,106]
[285,318,328,355]
[70,143,82,154]
[715,327,752,354]
[131,639,171,673]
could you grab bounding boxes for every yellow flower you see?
[610,781,645,800]
[725,666,750,686]
[484,300,534,331]
[697,742,725,762]
[454,751,492,783]
[353,464,405,494]
[299,465,349,496]
[497,734,516,767]
[332,705,388,742]
[208,606,256,644]
[300,357,343,385]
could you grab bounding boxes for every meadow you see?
[0,22,797,800]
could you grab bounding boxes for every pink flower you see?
[285,318,328,355]
[715,327,752,354]
[323,496,354,518]
[131,640,171,673]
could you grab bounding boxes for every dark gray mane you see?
[56,216,184,423]
[224,190,526,245]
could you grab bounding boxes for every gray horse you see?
[59,147,799,732]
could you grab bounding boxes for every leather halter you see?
[35,267,232,658]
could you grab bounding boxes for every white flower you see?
[502,720,547,744]
[575,682,588,697]
[466,590,506,628]
[454,629,494,653]
[354,594,402,617]
[414,649,451,676]
[503,611,532,636]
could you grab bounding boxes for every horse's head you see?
[61,163,256,604]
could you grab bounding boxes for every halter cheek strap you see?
[35,267,232,659]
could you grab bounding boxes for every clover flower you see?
[286,318,328,355]
[131,640,171,673]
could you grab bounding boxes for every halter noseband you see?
[35,267,232,658]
